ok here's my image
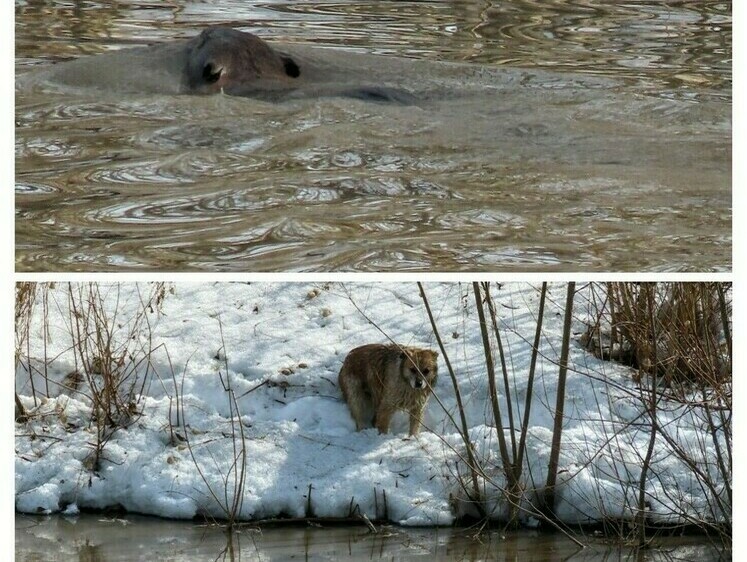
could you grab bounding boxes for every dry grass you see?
[582,283,731,390]
[15,282,170,472]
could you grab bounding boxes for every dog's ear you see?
[430,350,439,360]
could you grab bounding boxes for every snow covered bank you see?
[15,283,730,527]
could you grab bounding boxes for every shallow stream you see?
[15,514,729,561]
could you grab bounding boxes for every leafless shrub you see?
[15,282,58,417]
[542,282,575,519]
[15,282,39,420]
[425,282,728,550]
[418,282,486,518]
[181,317,248,527]
[65,283,166,429]
[582,283,731,390]
[15,282,171,482]
[580,283,731,546]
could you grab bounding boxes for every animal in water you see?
[338,343,439,435]
[38,26,416,103]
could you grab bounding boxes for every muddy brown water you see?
[15,514,729,561]
[15,1,731,272]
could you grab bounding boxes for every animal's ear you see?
[281,55,300,78]
[430,350,439,360]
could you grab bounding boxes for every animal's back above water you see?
[29,26,445,103]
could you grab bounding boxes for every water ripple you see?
[14,0,731,272]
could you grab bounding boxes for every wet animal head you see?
[400,348,439,391]
[185,27,300,94]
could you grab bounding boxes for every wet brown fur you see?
[338,344,438,436]
[185,27,300,94]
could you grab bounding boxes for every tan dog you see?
[338,344,438,435]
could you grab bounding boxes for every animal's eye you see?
[423,368,430,375]
[282,56,300,78]
[203,63,222,83]
[409,367,417,374]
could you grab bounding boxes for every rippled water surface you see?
[16,514,729,561]
[15,1,731,271]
